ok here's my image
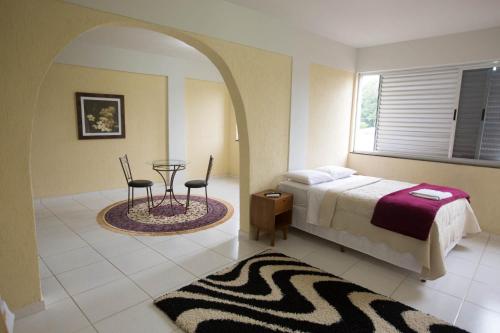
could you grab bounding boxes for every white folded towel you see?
[0,298,14,333]
[410,188,452,201]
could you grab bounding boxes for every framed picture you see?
[75,92,125,139]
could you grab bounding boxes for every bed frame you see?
[290,205,459,276]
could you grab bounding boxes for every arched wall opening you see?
[30,23,250,228]
[31,26,242,203]
[26,20,252,312]
[2,1,292,312]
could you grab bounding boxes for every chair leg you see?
[131,188,135,208]
[205,186,208,213]
[185,188,191,214]
[148,187,154,209]
[127,186,131,213]
[169,189,174,215]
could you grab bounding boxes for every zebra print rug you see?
[155,251,467,333]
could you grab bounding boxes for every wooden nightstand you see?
[251,190,293,246]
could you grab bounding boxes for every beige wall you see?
[307,64,354,168]
[348,153,500,234]
[196,36,291,192]
[357,27,500,72]
[185,78,238,179]
[1,0,290,310]
[32,64,168,197]
[227,92,240,178]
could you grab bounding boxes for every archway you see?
[31,22,250,229]
[25,20,251,312]
[3,1,294,314]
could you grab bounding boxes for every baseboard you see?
[13,300,45,319]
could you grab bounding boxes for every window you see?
[353,63,500,166]
[354,74,379,152]
[453,68,500,161]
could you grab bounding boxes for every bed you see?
[277,175,481,280]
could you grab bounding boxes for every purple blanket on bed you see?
[371,183,470,241]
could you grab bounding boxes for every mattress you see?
[276,180,310,207]
[277,176,481,279]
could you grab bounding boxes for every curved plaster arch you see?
[31,21,250,229]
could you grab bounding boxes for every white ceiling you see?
[224,0,500,47]
[75,26,211,62]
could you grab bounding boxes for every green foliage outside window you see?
[359,76,379,129]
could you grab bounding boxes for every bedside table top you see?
[252,189,292,201]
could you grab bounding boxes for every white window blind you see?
[375,68,460,158]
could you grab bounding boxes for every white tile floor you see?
[16,177,500,332]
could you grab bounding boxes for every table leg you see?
[150,164,186,213]
[169,166,183,206]
[169,186,174,215]
[151,169,169,208]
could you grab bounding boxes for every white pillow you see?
[316,165,356,180]
[285,169,334,185]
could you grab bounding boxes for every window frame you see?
[353,74,381,152]
[352,61,500,168]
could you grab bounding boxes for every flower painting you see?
[76,92,125,139]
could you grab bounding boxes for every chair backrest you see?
[205,155,214,184]
[119,155,133,183]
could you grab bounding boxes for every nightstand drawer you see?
[274,195,293,215]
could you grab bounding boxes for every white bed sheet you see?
[278,176,481,279]
[278,177,368,213]
[276,180,310,207]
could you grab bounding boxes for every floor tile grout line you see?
[33,180,496,330]
[143,229,259,278]
[452,233,490,325]
[459,233,500,317]
[90,298,155,329]
[36,206,92,259]
[32,180,242,330]
[135,227,264,277]
[47,262,149,330]
[38,255,99,332]
[463,297,500,316]
[41,199,163,316]
[388,272,410,299]
[339,257,369,279]
[69,232,158,307]
[134,234,206,282]
[405,274,471,300]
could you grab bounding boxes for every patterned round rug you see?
[97,195,233,235]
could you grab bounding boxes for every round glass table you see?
[150,159,187,214]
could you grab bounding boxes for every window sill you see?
[350,151,500,170]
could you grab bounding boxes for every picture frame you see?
[75,92,125,139]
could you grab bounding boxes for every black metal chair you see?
[119,155,154,214]
[185,155,214,213]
